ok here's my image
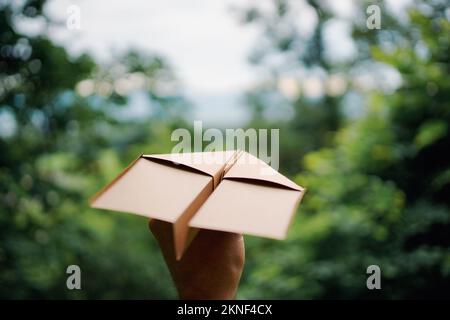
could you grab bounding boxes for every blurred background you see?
[0,0,449,299]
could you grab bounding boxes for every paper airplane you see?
[90,150,305,260]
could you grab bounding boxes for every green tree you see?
[0,0,186,298]
[237,0,343,175]
[239,0,450,298]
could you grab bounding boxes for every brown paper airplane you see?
[90,150,305,260]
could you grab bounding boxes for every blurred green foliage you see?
[1,0,449,299]
[0,0,182,298]
[238,0,450,299]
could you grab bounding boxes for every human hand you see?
[149,219,245,300]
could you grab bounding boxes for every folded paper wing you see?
[189,152,304,239]
[90,151,305,260]
[90,151,236,259]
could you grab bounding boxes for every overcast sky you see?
[16,0,410,126]
[38,0,262,125]
[46,0,261,94]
